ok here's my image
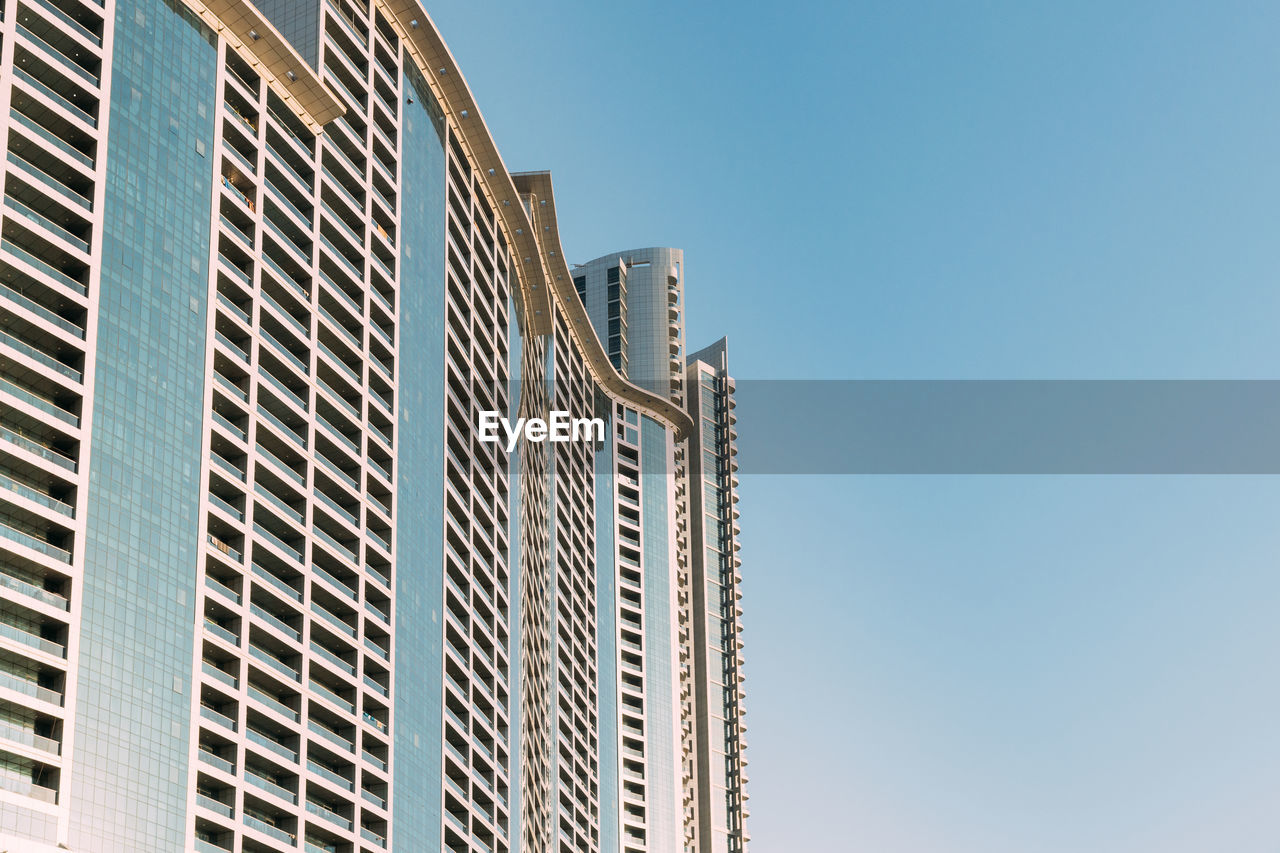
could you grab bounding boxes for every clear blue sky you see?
[431,2,1280,850]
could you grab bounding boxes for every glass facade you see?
[253,0,322,69]
[392,60,447,850]
[71,0,218,849]
[640,414,678,852]
[0,4,743,850]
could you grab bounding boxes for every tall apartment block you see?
[684,340,747,853]
[574,256,748,853]
[0,2,740,853]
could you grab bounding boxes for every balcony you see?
[361,711,387,734]
[243,812,295,846]
[362,672,389,699]
[245,766,298,805]
[261,290,309,339]
[318,269,362,321]
[225,102,258,137]
[312,561,357,600]
[0,469,74,517]
[203,618,239,648]
[322,65,366,117]
[209,450,246,484]
[6,149,91,214]
[261,330,310,378]
[249,599,301,648]
[220,211,257,252]
[0,568,68,611]
[6,209,88,278]
[319,137,363,198]
[0,518,71,564]
[316,378,359,422]
[264,216,312,268]
[249,642,301,683]
[314,451,358,493]
[0,770,57,804]
[308,718,354,754]
[194,838,231,853]
[362,747,387,775]
[213,330,249,365]
[254,484,304,526]
[0,665,61,706]
[216,251,252,290]
[211,410,247,444]
[305,797,353,832]
[311,600,356,639]
[324,0,366,48]
[266,141,311,193]
[247,683,300,722]
[11,65,96,128]
[196,792,234,819]
[319,233,363,284]
[261,250,311,302]
[256,445,306,488]
[246,725,299,764]
[258,401,308,450]
[0,715,61,757]
[254,523,304,566]
[266,108,312,162]
[317,342,360,388]
[309,640,355,677]
[201,659,239,691]
[0,275,85,337]
[204,574,241,605]
[199,703,238,734]
[250,564,303,608]
[7,107,93,170]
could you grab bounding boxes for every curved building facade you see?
[0,2,735,853]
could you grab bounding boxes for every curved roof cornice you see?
[182,0,346,130]
[190,0,692,438]
[379,4,693,439]
[511,171,694,440]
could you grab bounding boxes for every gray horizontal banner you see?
[728,380,1280,474]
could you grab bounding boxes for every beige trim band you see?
[513,171,695,439]
[182,0,345,132]
[379,2,693,439]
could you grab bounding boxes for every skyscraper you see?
[575,254,748,853]
[685,340,748,853]
[0,4,740,853]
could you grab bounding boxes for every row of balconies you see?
[9,4,104,146]
[221,27,509,852]
[210,358,393,508]
[193,34,394,853]
[215,190,395,378]
[0,526,67,810]
[209,345,394,512]
[217,81,401,365]
[202,514,391,654]
[196,656,391,847]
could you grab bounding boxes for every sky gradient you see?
[431,2,1280,850]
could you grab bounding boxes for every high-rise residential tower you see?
[684,340,748,853]
[574,250,693,853]
[576,257,748,853]
[0,3,738,853]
